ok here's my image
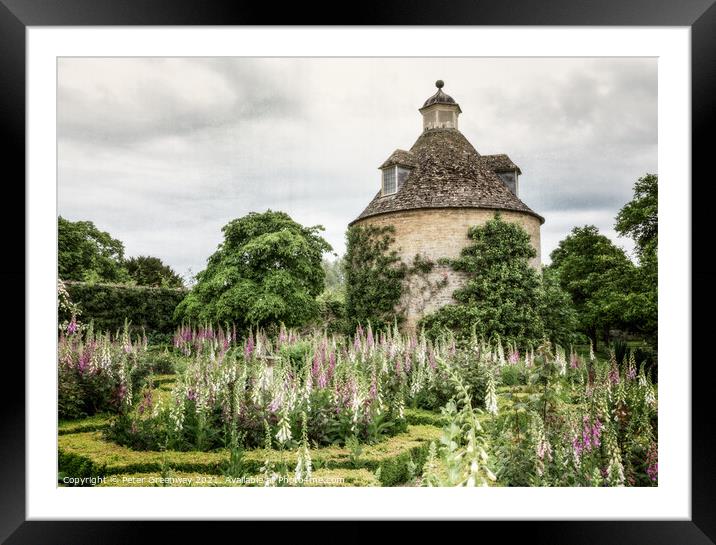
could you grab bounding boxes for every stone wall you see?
[353,207,542,330]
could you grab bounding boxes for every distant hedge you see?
[65,281,187,336]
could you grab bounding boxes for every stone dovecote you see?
[350,81,544,330]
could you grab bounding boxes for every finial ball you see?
[435,80,444,89]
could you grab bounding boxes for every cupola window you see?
[382,165,411,195]
[419,80,462,131]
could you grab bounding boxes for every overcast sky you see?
[58,57,657,278]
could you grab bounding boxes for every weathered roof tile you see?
[351,128,543,225]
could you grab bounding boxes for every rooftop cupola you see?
[419,80,462,131]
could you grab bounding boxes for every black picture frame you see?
[2,1,712,543]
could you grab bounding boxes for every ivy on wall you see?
[418,214,545,347]
[402,253,450,318]
[344,224,407,331]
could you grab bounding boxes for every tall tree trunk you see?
[589,327,598,351]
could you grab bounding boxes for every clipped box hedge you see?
[58,424,441,487]
[65,281,187,336]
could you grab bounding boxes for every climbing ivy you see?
[419,214,545,347]
[403,253,450,317]
[344,224,407,332]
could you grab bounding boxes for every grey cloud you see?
[58,58,300,144]
[58,57,656,276]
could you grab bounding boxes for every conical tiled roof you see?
[351,128,544,225]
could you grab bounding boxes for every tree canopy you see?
[615,173,658,343]
[616,173,658,261]
[549,225,636,347]
[539,266,581,348]
[58,216,130,283]
[126,256,183,288]
[322,257,346,295]
[174,210,332,330]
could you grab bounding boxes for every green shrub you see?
[141,346,179,374]
[58,451,107,486]
[65,281,186,336]
[500,363,528,386]
[279,341,313,371]
[316,290,347,334]
[58,367,86,420]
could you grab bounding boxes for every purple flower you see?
[268,396,281,413]
[404,352,412,374]
[609,363,620,385]
[508,350,520,364]
[591,418,603,448]
[244,332,255,360]
[312,351,320,375]
[572,435,584,460]
[369,377,377,400]
[327,351,336,381]
[67,316,78,335]
[138,389,153,415]
[116,384,128,403]
[77,350,90,374]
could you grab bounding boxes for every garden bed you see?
[59,422,441,487]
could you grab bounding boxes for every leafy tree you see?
[174,210,332,330]
[615,174,658,261]
[419,214,544,347]
[58,216,130,283]
[549,225,636,348]
[539,267,581,347]
[344,224,408,332]
[322,257,346,295]
[126,255,183,288]
[615,173,658,343]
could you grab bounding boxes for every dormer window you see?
[496,170,519,195]
[382,167,396,195]
[382,165,411,196]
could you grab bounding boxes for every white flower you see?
[485,373,498,415]
[275,412,292,444]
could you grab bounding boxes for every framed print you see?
[3,0,713,543]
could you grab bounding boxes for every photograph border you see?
[3,1,713,542]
